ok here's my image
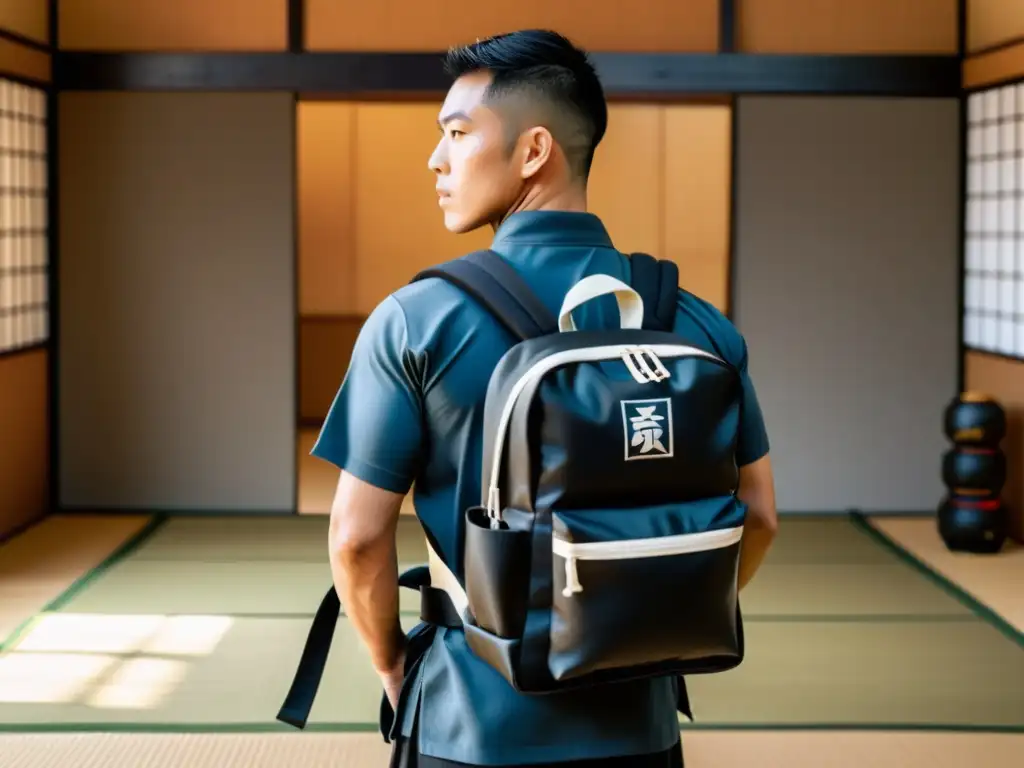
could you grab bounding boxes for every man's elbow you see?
[747,505,779,539]
[329,519,386,568]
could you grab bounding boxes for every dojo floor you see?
[0,436,1021,766]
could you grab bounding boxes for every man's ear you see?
[518,126,555,180]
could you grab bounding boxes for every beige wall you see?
[0,350,49,539]
[734,96,961,513]
[296,100,733,422]
[59,92,296,512]
[964,354,1024,543]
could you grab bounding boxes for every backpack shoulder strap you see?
[412,250,558,342]
[629,253,679,332]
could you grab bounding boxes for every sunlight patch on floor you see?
[0,613,233,708]
[86,657,191,710]
[12,613,233,656]
[0,653,116,704]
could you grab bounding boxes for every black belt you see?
[276,566,692,734]
[277,565,445,735]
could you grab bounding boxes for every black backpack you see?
[277,250,744,729]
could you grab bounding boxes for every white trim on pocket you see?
[552,526,744,597]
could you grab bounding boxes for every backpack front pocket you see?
[548,498,744,682]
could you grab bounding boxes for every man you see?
[314,29,778,767]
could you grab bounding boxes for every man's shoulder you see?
[389,273,467,313]
[390,275,482,331]
[359,273,493,356]
[673,288,748,367]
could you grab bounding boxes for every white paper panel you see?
[0,77,48,353]
[964,82,1024,360]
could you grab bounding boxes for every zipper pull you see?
[640,347,671,381]
[563,554,583,597]
[487,487,502,530]
[621,347,671,384]
[621,349,649,383]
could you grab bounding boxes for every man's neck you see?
[492,184,588,231]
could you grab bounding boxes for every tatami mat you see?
[51,560,424,615]
[683,618,1023,726]
[867,516,1024,633]
[2,730,1022,768]
[47,516,973,620]
[2,515,1021,733]
[0,614,412,726]
[758,518,895,565]
[3,611,1019,729]
[0,515,155,649]
[739,562,972,617]
[47,516,426,616]
[120,515,428,564]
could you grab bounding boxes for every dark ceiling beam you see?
[55,51,962,97]
[719,0,737,54]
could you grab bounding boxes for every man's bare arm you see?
[328,470,407,676]
[736,453,778,590]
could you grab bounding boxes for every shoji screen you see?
[965,82,1024,359]
[0,78,47,353]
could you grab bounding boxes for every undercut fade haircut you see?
[443,29,608,180]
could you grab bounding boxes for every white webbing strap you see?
[557,274,644,332]
[426,535,469,618]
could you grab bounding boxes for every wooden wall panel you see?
[662,106,732,312]
[588,105,663,258]
[299,317,362,422]
[964,353,1024,543]
[305,0,719,53]
[968,0,1024,53]
[297,101,734,421]
[60,0,287,51]
[0,0,48,44]
[739,0,958,54]
[964,41,1024,89]
[352,103,491,316]
[0,38,50,83]
[298,102,356,316]
[962,41,1019,88]
[0,349,49,539]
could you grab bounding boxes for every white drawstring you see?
[563,555,583,597]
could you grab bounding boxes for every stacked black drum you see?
[939,393,1009,554]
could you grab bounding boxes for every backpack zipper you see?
[553,526,744,597]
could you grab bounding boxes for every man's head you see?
[428,29,608,233]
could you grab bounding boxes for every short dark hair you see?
[442,29,608,179]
